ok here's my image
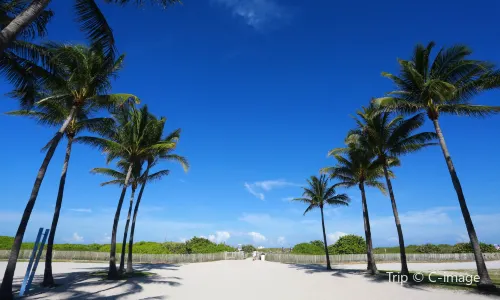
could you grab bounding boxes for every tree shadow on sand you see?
[10,264,182,299]
[288,263,500,296]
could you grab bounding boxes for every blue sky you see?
[1,0,500,248]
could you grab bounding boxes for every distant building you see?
[494,244,500,250]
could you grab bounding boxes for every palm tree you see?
[293,175,350,270]
[127,128,189,273]
[0,45,135,297]
[76,105,175,279]
[321,144,389,275]
[375,42,500,288]
[0,0,181,55]
[348,106,437,275]
[6,100,114,286]
[91,161,144,273]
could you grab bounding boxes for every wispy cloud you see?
[208,231,231,243]
[68,232,84,243]
[68,208,92,213]
[244,179,299,200]
[244,183,265,200]
[248,231,266,243]
[213,0,292,30]
[282,197,294,202]
[277,236,286,245]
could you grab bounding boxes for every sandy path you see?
[1,260,498,299]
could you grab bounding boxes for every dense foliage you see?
[328,235,366,255]
[241,245,256,253]
[452,242,498,254]
[291,242,325,255]
[0,236,235,254]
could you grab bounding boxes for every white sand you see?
[1,260,499,299]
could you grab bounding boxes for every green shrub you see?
[185,237,236,254]
[452,242,498,253]
[242,244,256,253]
[310,240,325,249]
[329,235,366,254]
[415,243,442,253]
[291,242,324,255]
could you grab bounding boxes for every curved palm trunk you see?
[127,167,150,273]
[382,163,409,276]
[119,187,136,273]
[0,106,76,299]
[359,182,377,275]
[108,163,133,280]
[432,118,493,289]
[320,206,332,270]
[42,135,74,287]
[0,0,52,55]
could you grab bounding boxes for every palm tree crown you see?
[348,106,437,161]
[294,175,350,215]
[375,42,500,119]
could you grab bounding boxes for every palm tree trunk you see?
[108,163,133,280]
[0,0,52,55]
[320,206,332,270]
[359,182,377,275]
[0,106,76,299]
[127,166,150,273]
[42,135,74,287]
[382,163,409,276]
[119,187,136,273]
[431,118,493,289]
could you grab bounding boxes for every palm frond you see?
[75,0,116,60]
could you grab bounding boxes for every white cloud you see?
[213,0,292,30]
[71,232,84,243]
[327,232,347,244]
[179,237,187,243]
[244,179,299,200]
[244,183,265,200]
[68,208,92,213]
[248,231,266,243]
[208,231,231,243]
[277,236,286,245]
[282,197,294,202]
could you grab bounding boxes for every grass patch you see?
[377,269,500,294]
[90,270,155,280]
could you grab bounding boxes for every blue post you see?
[25,229,50,295]
[19,228,43,297]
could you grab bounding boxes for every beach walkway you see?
[1,260,498,299]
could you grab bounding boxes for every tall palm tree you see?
[321,144,390,275]
[293,175,350,270]
[375,42,500,288]
[0,45,135,298]
[348,106,437,275]
[126,128,189,273]
[0,0,181,55]
[6,100,114,286]
[91,161,143,273]
[76,105,175,279]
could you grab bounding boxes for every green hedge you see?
[329,235,366,254]
[0,236,236,254]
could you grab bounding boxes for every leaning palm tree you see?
[321,144,389,275]
[375,42,500,288]
[0,45,135,297]
[293,175,350,270]
[76,105,174,279]
[6,99,114,286]
[348,106,437,275]
[91,161,144,273]
[0,0,181,55]
[127,128,189,273]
